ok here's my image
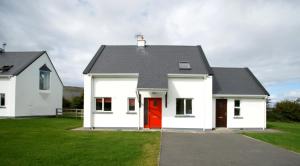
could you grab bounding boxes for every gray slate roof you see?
[0,51,45,75]
[83,45,213,89]
[212,67,269,95]
[83,45,269,95]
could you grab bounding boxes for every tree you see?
[70,93,84,109]
[63,97,71,108]
[273,100,300,122]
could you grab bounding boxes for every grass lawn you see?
[0,118,160,166]
[243,121,300,153]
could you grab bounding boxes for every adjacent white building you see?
[0,50,63,117]
[83,36,269,130]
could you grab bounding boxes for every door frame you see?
[216,99,227,127]
[144,98,162,129]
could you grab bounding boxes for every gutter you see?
[88,73,139,78]
[168,73,208,78]
[213,94,268,99]
[0,75,13,78]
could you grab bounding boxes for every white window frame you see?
[176,98,193,115]
[95,97,112,112]
[234,100,241,117]
[0,93,5,107]
[127,97,136,112]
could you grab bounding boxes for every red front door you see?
[145,98,162,129]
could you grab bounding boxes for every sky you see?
[0,0,299,103]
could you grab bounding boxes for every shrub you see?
[272,100,300,122]
[267,111,287,122]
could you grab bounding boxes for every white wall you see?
[83,75,92,127]
[163,76,213,129]
[227,98,266,129]
[87,76,139,128]
[84,75,214,129]
[213,97,267,129]
[0,77,16,117]
[14,53,63,116]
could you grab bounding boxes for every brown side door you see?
[216,99,227,127]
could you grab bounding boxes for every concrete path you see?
[160,132,300,166]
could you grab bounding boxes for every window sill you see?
[39,90,51,94]
[233,116,243,119]
[126,111,137,114]
[175,115,195,118]
[93,111,113,114]
[0,106,6,109]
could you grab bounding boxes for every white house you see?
[83,36,269,130]
[0,50,63,117]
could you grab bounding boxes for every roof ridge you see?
[104,45,201,47]
[2,51,45,53]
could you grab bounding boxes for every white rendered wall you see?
[0,77,16,117]
[85,75,213,129]
[90,77,139,128]
[83,75,92,128]
[163,76,213,129]
[213,97,267,129]
[15,53,63,116]
[227,98,266,129]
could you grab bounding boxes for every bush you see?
[267,111,287,122]
[63,98,71,108]
[271,100,300,122]
[63,93,84,109]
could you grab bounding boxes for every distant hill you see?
[63,86,83,101]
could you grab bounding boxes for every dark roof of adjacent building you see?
[212,67,269,96]
[0,51,63,85]
[0,51,45,75]
[83,45,213,89]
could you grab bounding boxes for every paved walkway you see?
[160,132,300,166]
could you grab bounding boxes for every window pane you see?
[179,62,191,70]
[96,98,102,110]
[39,71,50,90]
[234,100,240,107]
[104,98,112,111]
[176,99,184,115]
[186,99,192,114]
[0,94,4,106]
[128,98,135,111]
[234,108,240,116]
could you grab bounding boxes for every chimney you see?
[136,35,146,47]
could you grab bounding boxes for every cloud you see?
[0,0,300,93]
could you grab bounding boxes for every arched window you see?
[39,64,51,90]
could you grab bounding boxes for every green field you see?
[0,118,160,166]
[244,122,300,153]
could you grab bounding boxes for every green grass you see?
[0,118,160,166]
[243,122,300,153]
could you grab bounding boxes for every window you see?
[176,98,193,115]
[39,64,51,90]
[96,98,112,111]
[128,98,135,111]
[0,93,5,107]
[234,100,240,116]
[96,98,103,110]
[179,61,191,70]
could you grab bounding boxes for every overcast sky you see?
[0,0,299,102]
